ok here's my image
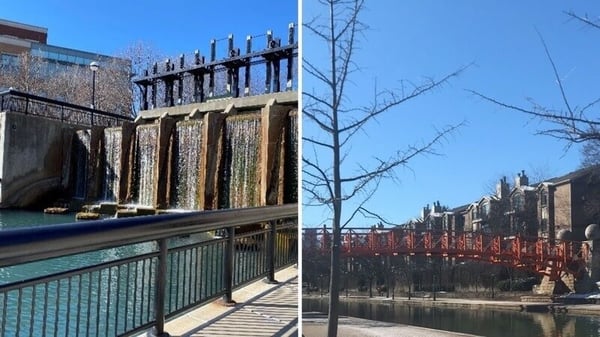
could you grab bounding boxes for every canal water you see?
[0,210,217,336]
[303,298,600,337]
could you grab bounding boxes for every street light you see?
[90,61,99,109]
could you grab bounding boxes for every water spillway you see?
[170,119,204,210]
[284,112,298,204]
[132,124,159,206]
[220,113,261,209]
[67,93,297,212]
[101,127,122,202]
[73,129,91,199]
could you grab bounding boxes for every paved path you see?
[138,266,298,337]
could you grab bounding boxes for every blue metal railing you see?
[0,204,297,336]
[0,89,133,127]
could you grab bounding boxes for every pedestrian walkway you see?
[138,266,298,337]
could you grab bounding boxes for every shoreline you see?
[303,293,600,316]
[302,313,482,337]
[302,295,600,336]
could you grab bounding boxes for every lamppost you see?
[90,61,99,109]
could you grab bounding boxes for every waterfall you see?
[221,114,261,208]
[101,128,122,202]
[170,120,204,210]
[284,112,298,203]
[73,129,91,199]
[133,125,158,206]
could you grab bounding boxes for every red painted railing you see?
[303,227,590,281]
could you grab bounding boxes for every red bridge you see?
[303,227,591,281]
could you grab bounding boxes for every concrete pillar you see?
[260,99,288,206]
[118,122,135,204]
[585,239,600,283]
[155,116,176,209]
[585,224,600,285]
[201,111,225,210]
[86,126,105,201]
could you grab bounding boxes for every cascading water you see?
[170,120,204,210]
[73,129,91,199]
[133,125,158,206]
[220,114,261,209]
[284,112,298,203]
[101,128,122,202]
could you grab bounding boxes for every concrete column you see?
[260,99,288,206]
[200,111,225,210]
[86,126,105,201]
[118,122,135,204]
[586,239,600,283]
[155,116,176,209]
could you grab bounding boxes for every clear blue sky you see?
[2,1,298,65]
[302,1,600,228]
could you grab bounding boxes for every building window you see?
[481,202,490,217]
[0,53,19,69]
[512,194,523,212]
[541,189,548,207]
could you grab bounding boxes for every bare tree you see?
[469,10,600,158]
[0,52,47,94]
[0,43,166,117]
[302,1,466,335]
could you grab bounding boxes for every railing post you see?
[265,220,278,284]
[221,226,236,305]
[151,239,170,337]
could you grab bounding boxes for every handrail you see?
[0,88,133,127]
[0,203,297,268]
[0,88,133,121]
[0,204,298,336]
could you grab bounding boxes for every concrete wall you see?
[0,112,76,207]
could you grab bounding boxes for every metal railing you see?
[0,204,297,336]
[0,89,133,127]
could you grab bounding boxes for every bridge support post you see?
[584,239,600,286]
[151,238,170,337]
[265,220,279,284]
[581,224,600,292]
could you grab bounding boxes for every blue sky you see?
[302,1,600,227]
[2,1,298,64]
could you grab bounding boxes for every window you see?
[512,194,523,212]
[541,189,548,207]
[0,53,19,69]
[481,202,490,217]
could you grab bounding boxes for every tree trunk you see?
[327,228,341,337]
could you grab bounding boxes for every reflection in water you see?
[303,298,600,337]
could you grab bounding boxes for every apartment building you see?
[406,166,600,241]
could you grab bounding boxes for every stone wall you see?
[0,111,77,207]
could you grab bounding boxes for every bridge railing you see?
[0,204,297,337]
[0,89,133,127]
[303,227,588,279]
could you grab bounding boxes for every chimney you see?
[515,170,529,187]
[496,176,509,199]
[421,204,430,219]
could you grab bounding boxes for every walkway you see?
[138,266,298,337]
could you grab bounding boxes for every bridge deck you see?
[137,266,298,337]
